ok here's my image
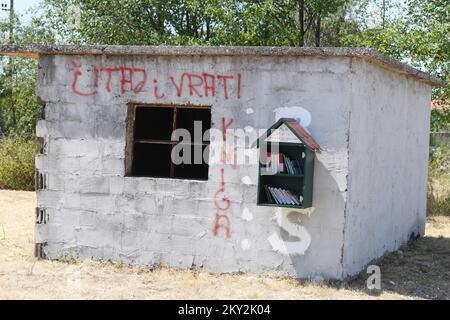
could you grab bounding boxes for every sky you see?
[2,0,41,13]
[0,0,42,23]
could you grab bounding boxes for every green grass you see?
[427,145,450,216]
[0,138,39,191]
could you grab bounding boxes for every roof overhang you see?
[0,45,444,86]
[255,118,321,152]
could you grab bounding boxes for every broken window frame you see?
[125,103,211,180]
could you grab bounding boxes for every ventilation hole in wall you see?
[35,207,47,224]
[36,95,46,108]
[36,137,48,155]
[35,170,47,191]
[34,171,39,190]
[40,105,46,120]
[34,242,47,259]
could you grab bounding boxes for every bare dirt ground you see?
[0,190,449,300]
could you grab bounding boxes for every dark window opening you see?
[174,145,210,180]
[126,104,211,180]
[134,107,173,141]
[176,107,211,138]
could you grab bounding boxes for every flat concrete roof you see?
[0,45,444,86]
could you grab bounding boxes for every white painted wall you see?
[343,59,432,277]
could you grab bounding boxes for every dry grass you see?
[427,177,450,216]
[345,215,450,299]
[0,190,449,300]
[427,145,450,216]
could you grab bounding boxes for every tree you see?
[43,0,353,47]
[342,0,449,101]
[1,0,448,137]
[0,9,56,138]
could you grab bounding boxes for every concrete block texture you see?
[34,52,433,280]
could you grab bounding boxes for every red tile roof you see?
[431,99,449,110]
[256,118,321,152]
[284,118,321,152]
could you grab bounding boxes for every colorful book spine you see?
[272,188,283,204]
[264,184,302,207]
[286,190,300,205]
[268,186,281,204]
[279,153,285,173]
[264,185,273,203]
[281,189,294,205]
[284,156,292,174]
[277,188,288,205]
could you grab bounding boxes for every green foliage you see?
[0,58,42,139]
[342,0,450,101]
[0,9,54,139]
[0,138,39,191]
[431,109,450,132]
[44,0,352,47]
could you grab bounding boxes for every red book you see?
[279,153,285,173]
[264,185,273,203]
[264,152,271,166]
[262,152,273,175]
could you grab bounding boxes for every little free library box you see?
[0,45,443,279]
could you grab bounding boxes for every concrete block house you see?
[0,45,443,279]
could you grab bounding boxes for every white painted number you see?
[366,265,381,290]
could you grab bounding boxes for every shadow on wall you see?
[273,159,346,280]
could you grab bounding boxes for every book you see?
[290,158,296,174]
[286,190,300,205]
[281,188,294,205]
[275,188,287,204]
[268,186,281,204]
[284,156,291,174]
[264,185,273,203]
[273,188,284,204]
[275,188,285,204]
[290,159,301,175]
[263,184,302,207]
[279,153,285,173]
[264,152,271,166]
[280,188,293,205]
[291,159,298,174]
[284,156,292,174]
[294,160,303,174]
[272,187,283,204]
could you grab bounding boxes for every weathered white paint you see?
[265,123,303,143]
[342,59,432,278]
[274,106,312,128]
[241,207,253,221]
[268,210,312,255]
